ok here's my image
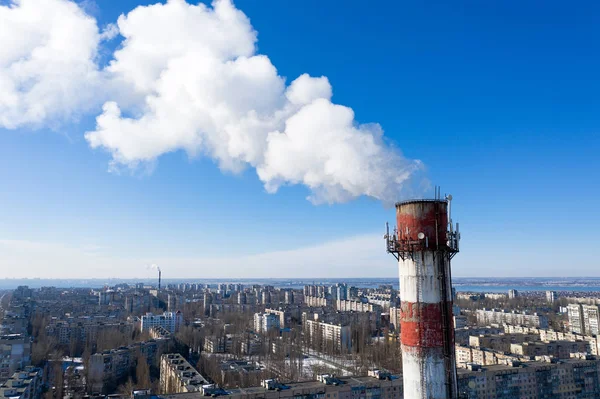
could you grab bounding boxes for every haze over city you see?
[1,0,599,279]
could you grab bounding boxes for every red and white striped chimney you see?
[386,194,459,399]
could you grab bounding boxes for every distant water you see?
[2,277,600,293]
[454,284,600,293]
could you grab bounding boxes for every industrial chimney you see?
[158,269,162,291]
[385,189,460,399]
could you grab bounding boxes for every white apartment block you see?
[0,335,31,383]
[253,313,280,334]
[160,353,209,394]
[546,291,557,303]
[568,304,585,334]
[304,319,351,353]
[336,299,382,313]
[476,309,548,328]
[583,305,600,336]
[140,311,183,333]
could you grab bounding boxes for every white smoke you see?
[1,0,423,204]
[146,264,161,272]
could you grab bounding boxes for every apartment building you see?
[454,315,468,329]
[510,340,588,359]
[204,336,233,354]
[140,311,183,334]
[0,335,31,383]
[240,336,262,355]
[468,333,538,353]
[219,360,264,388]
[475,309,548,328]
[455,345,522,368]
[88,339,168,392]
[568,303,585,334]
[0,367,42,399]
[582,304,600,336]
[546,291,558,303]
[504,325,600,356]
[336,300,382,314]
[160,354,209,394]
[263,309,287,328]
[304,296,331,308]
[455,327,504,346]
[160,373,404,399]
[253,313,280,334]
[149,326,172,340]
[45,317,134,345]
[457,356,600,398]
[304,319,351,353]
[389,306,401,332]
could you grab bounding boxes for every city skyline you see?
[1,0,599,278]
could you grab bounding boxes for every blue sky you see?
[0,0,599,278]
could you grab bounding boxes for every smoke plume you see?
[1,0,423,204]
[147,264,161,272]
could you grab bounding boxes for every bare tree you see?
[135,354,151,389]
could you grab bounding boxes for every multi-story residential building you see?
[204,336,233,354]
[88,339,169,393]
[45,318,134,346]
[219,360,264,388]
[469,333,538,353]
[457,356,600,398]
[167,294,184,312]
[455,345,522,368]
[206,304,258,319]
[304,320,351,353]
[0,316,27,336]
[334,283,348,301]
[582,304,600,336]
[304,296,331,307]
[140,311,183,334]
[160,354,209,394]
[124,294,151,313]
[483,293,507,300]
[546,290,558,303]
[209,373,403,399]
[335,300,383,314]
[260,291,271,305]
[0,367,42,399]
[508,289,519,299]
[504,325,600,356]
[253,313,280,334]
[263,309,288,329]
[475,309,548,328]
[389,306,401,332]
[454,315,467,329]
[149,326,172,340]
[454,327,504,346]
[0,335,31,383]
[510,340,588,359]
[336,299,382,314]
[240,336,262,355]
[284,291,294,304]
[568,303,585,334]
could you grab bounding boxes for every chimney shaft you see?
[386,198,460,399]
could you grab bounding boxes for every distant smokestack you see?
[158,269,161,291]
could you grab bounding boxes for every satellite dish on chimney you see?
[417,232,425,240]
